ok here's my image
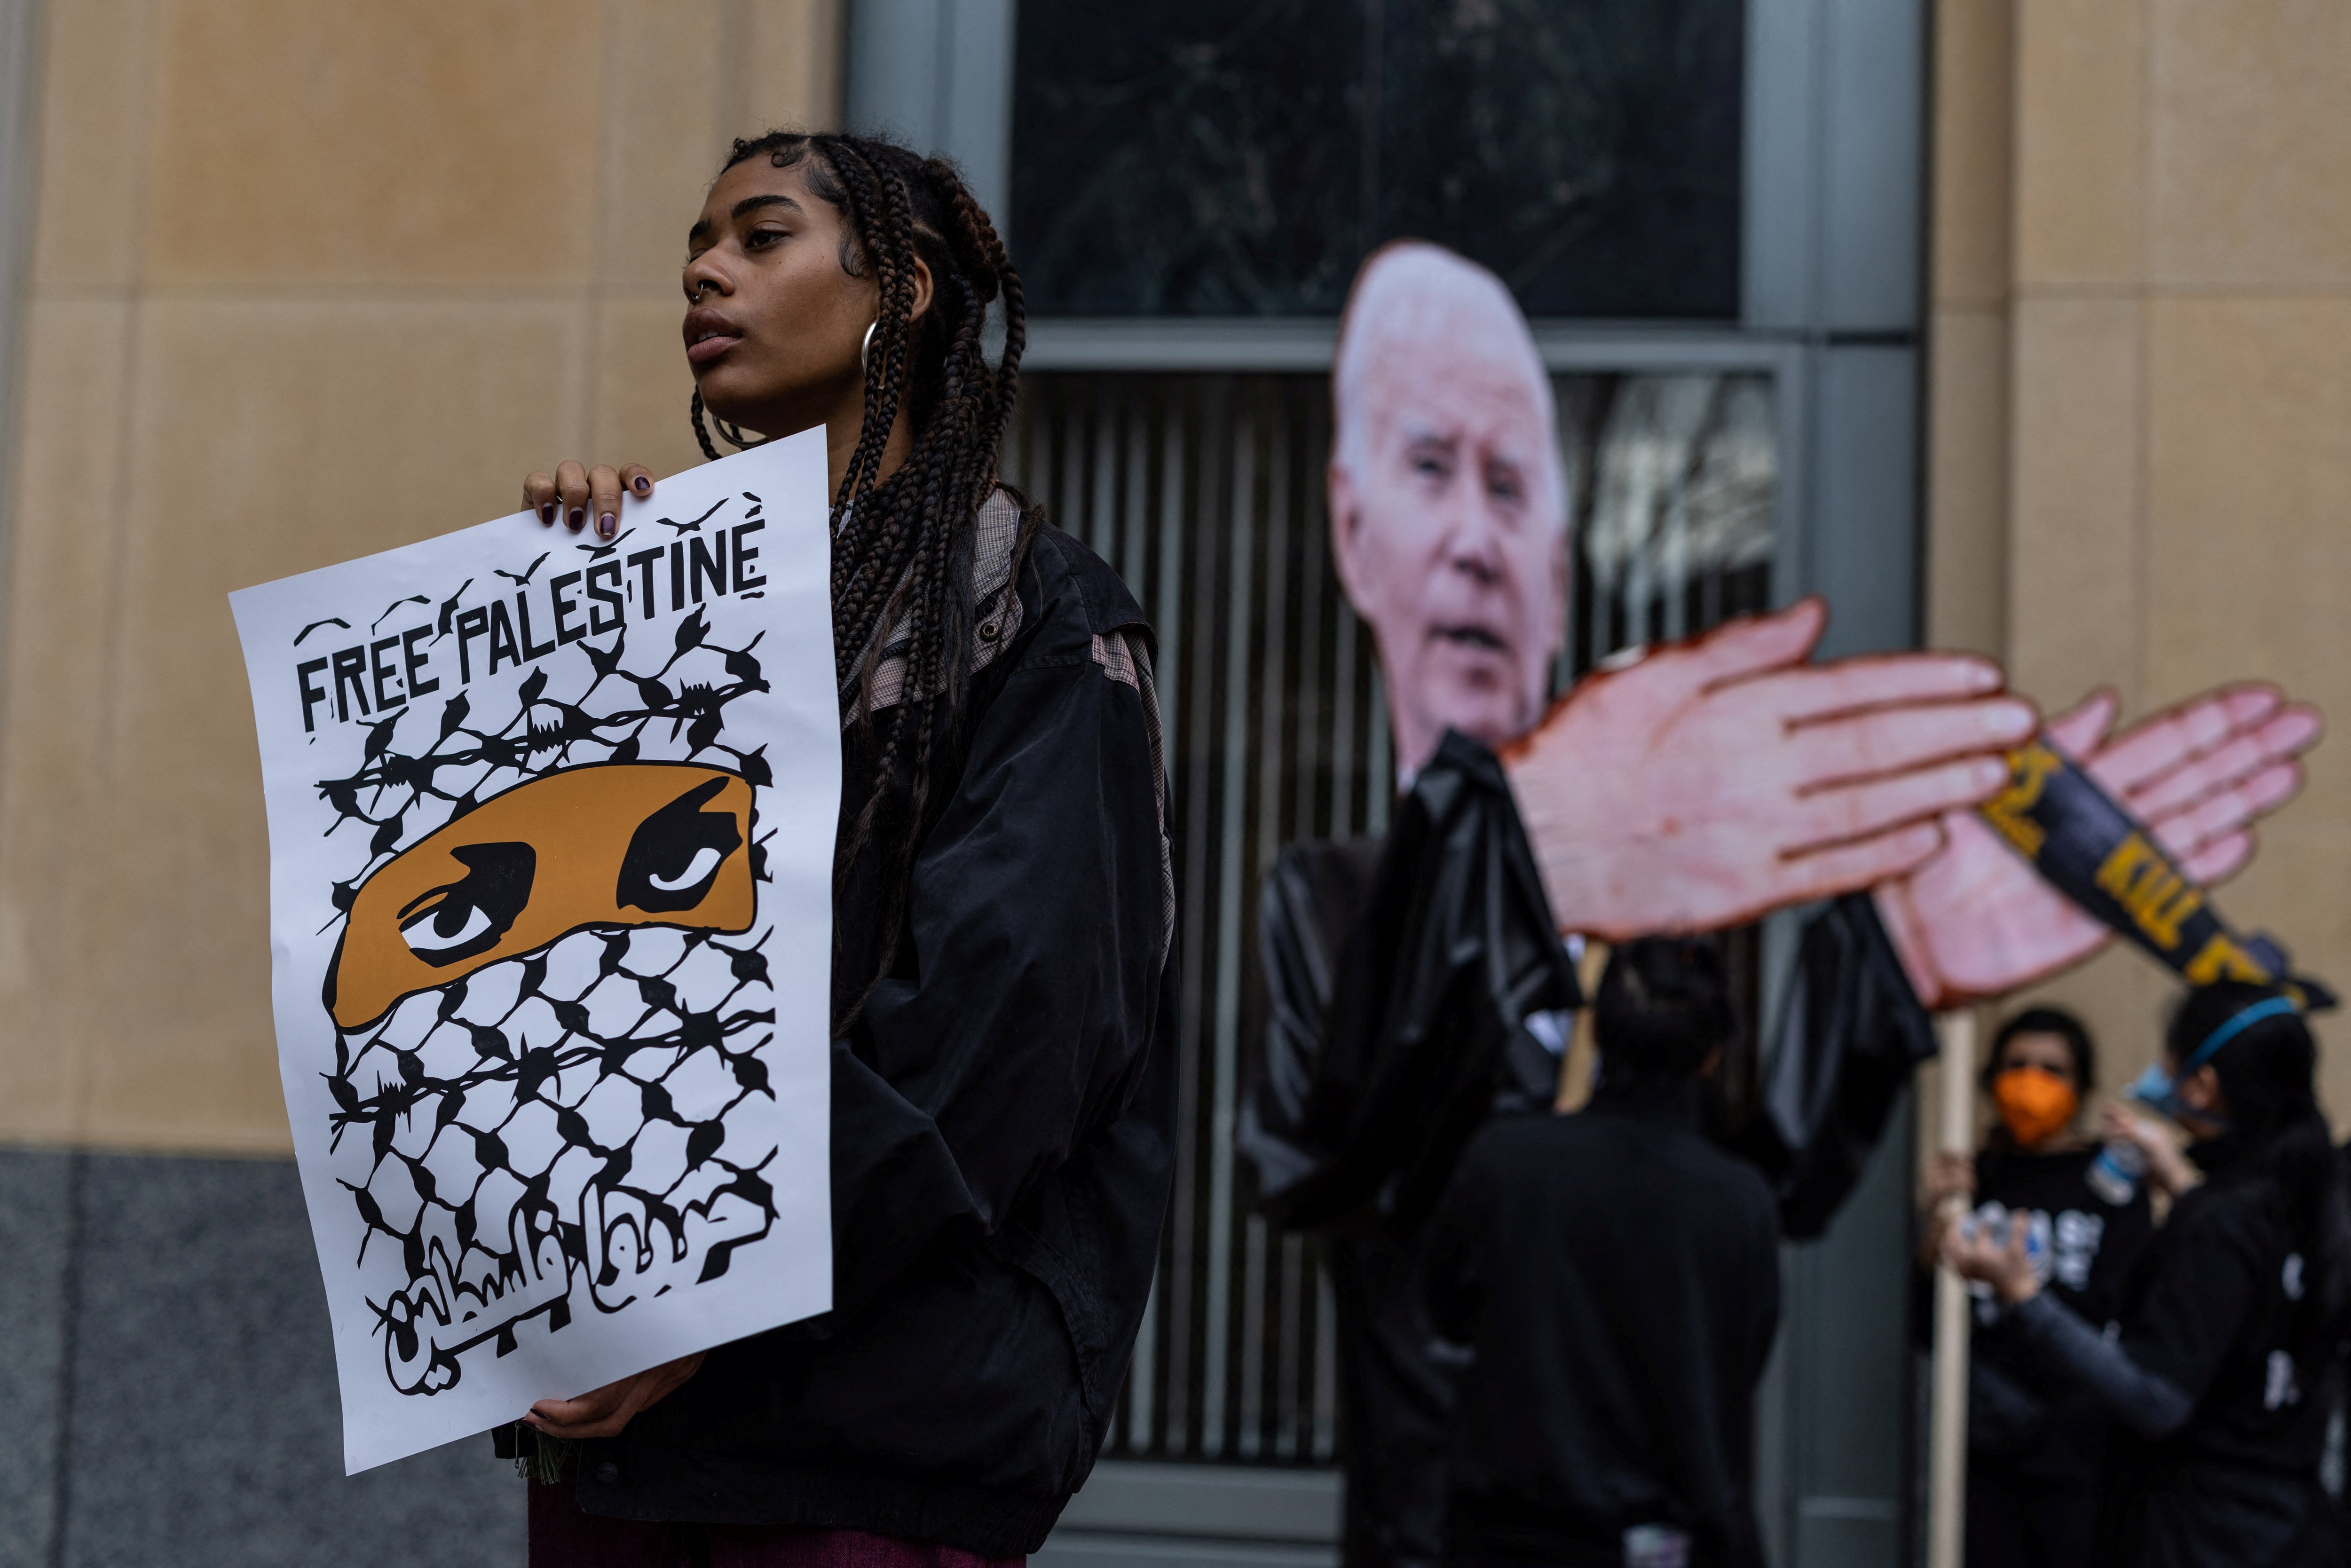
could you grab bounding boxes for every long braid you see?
[694,130,1031,1027]
[690,389,724,461]
[945,175,1026,455]
[816,141,917,644]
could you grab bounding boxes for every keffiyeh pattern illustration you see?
[233,433,838,1472]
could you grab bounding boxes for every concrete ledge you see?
[1038,1529,1338,1568]
[0,1150,521,1568]
[1055,1460,1341,1544]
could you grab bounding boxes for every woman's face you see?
[679,155,928,438]
[1997,1030,2077,1090]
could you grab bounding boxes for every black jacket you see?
[1425,1086,1782,1568]
[1247,731,1581,1234]
[1993,1139,2341,1568]
[575,520,1180,1556]
[2116,1147,2332,1477]
[1242,738,1574,1568]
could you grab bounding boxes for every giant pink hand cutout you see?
[1501,599,2039,941]
[1873,684,2322,1008]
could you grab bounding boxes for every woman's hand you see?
[1941,1211,2041,1305]
[524,1350,704,1440]
[1919,1150,1978,1263]
[1502,600,2033,938]
[523,461,656,539]
[2100,1102,2200,1200]
[1927,1150,1976,1209]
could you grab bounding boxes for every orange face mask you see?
[1991,1064,2079,1148]
[327,762,756,1030]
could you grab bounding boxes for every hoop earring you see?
[689,387,766,456]
[714,414,764,449]
[860,319,878,375]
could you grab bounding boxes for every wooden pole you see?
[1926,1009,1978,1568]
[1554,941,1610,1113]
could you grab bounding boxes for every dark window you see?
[1011,0,1744,318]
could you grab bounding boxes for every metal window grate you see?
[1003,367,1777,1468]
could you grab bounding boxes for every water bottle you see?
[2086,1138,2146,1206]
[2022,1208,2052,1272]
[1624,1524,1692,1568]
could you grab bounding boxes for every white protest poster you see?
[230,430,837,1473]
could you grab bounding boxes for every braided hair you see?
[695,131,1031,1023]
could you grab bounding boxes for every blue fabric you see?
[2126,996,2301,1122]
[2185,996,2300,1071]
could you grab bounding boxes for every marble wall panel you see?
[601,0,729,288]
[594,295,713,482]
[2013,0,2146,289]
[2005,296,2144,710]
[1,0,844,1154]
[2150,0,2351,287]
[141,0,601,287]
[2143,296,2351,1112]
[0,302,134,1142]
[71,301,584,1151]
[734,0,845,136]
[27,0,151,293]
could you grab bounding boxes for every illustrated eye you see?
[397,842,536,966]
[402,901,492,954]
[616,778,742,914]
[647,846,724,892]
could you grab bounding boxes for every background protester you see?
[1242,240,2320,1568]
[1947,983,2351,1568]
[512,131,1177,1567]
[1424,938,1776,1568]
[1919,1007,2158,1568]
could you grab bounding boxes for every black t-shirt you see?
[2118,1154,2332,1474]
[1425,1086,1781,1568]
[1972,1145,2154,1324]
[1965,1145,2156,1479]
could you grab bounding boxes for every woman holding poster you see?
[515,131,1180,1567]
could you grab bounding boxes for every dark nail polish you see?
[599,512,616,538]
[538,503,554,524]
[568,507,584,530]
[632,476,651,495]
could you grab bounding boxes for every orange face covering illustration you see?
[1991,1064,2079,1148]
[327,762,756,1028]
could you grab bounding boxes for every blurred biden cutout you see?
[1316,240,2319,987]
[1330,242,1567,778]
